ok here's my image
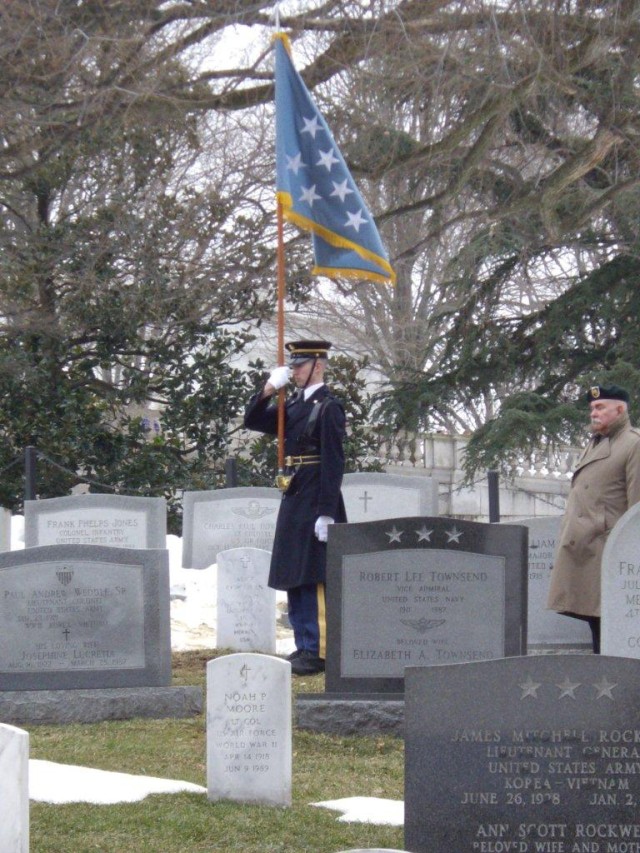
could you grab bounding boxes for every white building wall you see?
[378,433,577,522]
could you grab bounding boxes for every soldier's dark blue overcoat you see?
[244,385,347,590]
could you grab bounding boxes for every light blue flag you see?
[274,33,395,285]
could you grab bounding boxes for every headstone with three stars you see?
[404,654,640,852]
[323,515,528,695]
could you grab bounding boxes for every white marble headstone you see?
[206,653,291,806]
[182,488,280,569]
[0,723,29,852]
[602,502,640,657]
[217,548,276,653]
[341,473,438,522]
[0,508,10,552]
[24,494,166,549]
[518,516,591,649]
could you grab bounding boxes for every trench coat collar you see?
[574,411,631,474]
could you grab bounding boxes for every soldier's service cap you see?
[285,340,332,364]
[586,384,630,404]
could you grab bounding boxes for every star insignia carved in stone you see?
[445,525,463,543]
[593,676,617,700]
[519,676,541,699]
[386,525,403,544]
[556,676,581,699]
[415,525,433,542]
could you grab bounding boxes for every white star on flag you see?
[300,184,322,206]
[301,115,322,138]
[286,152,304,174]
[345,209,368,231]
[317,148,340,171]
[331,180,353,202]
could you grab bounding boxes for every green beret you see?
[585,384,630,404]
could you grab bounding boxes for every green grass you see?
[28,650,405,852]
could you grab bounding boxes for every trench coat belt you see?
[284,454,321,467]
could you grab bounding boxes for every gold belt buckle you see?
[275,472,292,492]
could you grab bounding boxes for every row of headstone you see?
[12,492,585,650]
[0,542,285,703]
[14,493,554,668]
[5,486,639,702]
[181,474,439,569]
[20,475,437,563]
[20,474,437,563]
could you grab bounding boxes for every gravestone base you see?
[0,685,202,725]
[295,693,404,736]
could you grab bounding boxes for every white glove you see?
[314,516,334,542]
[267,365,290,390]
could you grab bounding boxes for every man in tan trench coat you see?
[547,384,640,653]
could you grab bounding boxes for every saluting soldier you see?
[547,384,640,653]
[244,340,347,675]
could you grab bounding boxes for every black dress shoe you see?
[286,649,303,661]
[290,651,325,675]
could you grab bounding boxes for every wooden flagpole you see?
[274,11,286,479]
[276,198,286,475]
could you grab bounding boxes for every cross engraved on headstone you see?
[62,628,70,641]
[240,662,251,685]
[358,490,373,512]
[342,473,439,523]
[240,554,251,569]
